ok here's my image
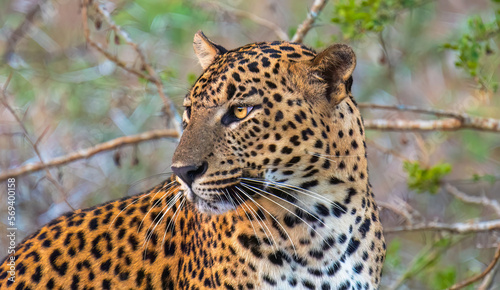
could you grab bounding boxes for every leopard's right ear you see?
[193,31,227,70]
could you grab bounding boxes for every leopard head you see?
[171,31,361,215]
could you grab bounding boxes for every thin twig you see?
[291,0,329,43]
[445,184,500,217]
[204,2,288,41]
[477,259,499,290]
[81,0,178,129]
[0,129,179,182]
[1,76,74,210]
[81,2,153,81]
[384,219,500,234]
[90,3,176,125]
[3,0,46,62]
[448,243,500,289]
[368,141,410,161]
[377,201,413,225]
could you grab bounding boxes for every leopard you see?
[0,31,386,290]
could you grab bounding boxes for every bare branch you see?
[3,0,46,62]
[80,2,153,81]
[368,141,410,161]
[377,201,413,226]
[449,243,500,290]
[477,260,499,290]
[445,184,500,217]
[359,102,467,119]
[1,75,74,209]
[0,129,179,182]
[360,103,500,132]
[203,2,288,41]
[364,118,500,132]
[384,219,500,234]
[291,0,329,43]
[81,0,178,129]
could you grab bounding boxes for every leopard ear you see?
[309,44,356,105]
[193,31,227,70]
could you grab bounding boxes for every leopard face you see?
[172,32,359,216]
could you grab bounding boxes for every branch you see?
[449,243,500,290]
[204,2,288,41]
[1,75,74,209]
[445,184,500,217]
[384,219,500,234]
[81,0,178,129]
[359,103,466,119]
[3,0,46,62]
[291,0,329,43]
[81,2,153,81]
[364,118,499,132]
[360,103,500,132]
[477,260,500,290]
[0,129,179,182]
[377,201,413,225]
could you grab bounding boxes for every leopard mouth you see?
[186,174,300,215]
[185,176,261,214]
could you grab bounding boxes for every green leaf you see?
[472,173,498,184]
[330,0,432,40]
[431,266,456,289]
[442,4,500,91]
[403,161,452,194]
[187,73,197,86]
[384,239,402,269]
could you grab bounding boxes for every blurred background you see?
[0,0,499,288]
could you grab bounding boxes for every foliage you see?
[403,161,452,194]
[392,237,458,288]
[442,3,500,91]
[330,0,431,39]
[383,238,402,270]
[430,266,457,289]
[472,173,498,184]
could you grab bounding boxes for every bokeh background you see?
[1,0,499,288]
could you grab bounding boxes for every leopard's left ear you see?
[308,44,356,105]
[193,31,227,70]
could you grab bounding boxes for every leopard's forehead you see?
[189,41,316,108]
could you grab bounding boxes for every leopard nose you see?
[171,162,208,188]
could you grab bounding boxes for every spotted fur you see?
[0,31,385,290]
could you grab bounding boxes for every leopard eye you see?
[233,106,253,119]
[222,105,260,126]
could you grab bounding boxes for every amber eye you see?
[233,106,251,119]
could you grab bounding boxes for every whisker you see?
[240,183,334,248]
[222,188,244,220]
[166,197,185,235]
[240,182,334,231]
[232,187,277,251]
[240,178,334,207]
[109,183,174,233]
[240,177,347,214]
[236,186,297,254]
[230,188,261,243]
[306,151,364,158]
[143,191,182,250]
[138,184,178,233]
[149,181,176,201]
[160,192,184,247]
